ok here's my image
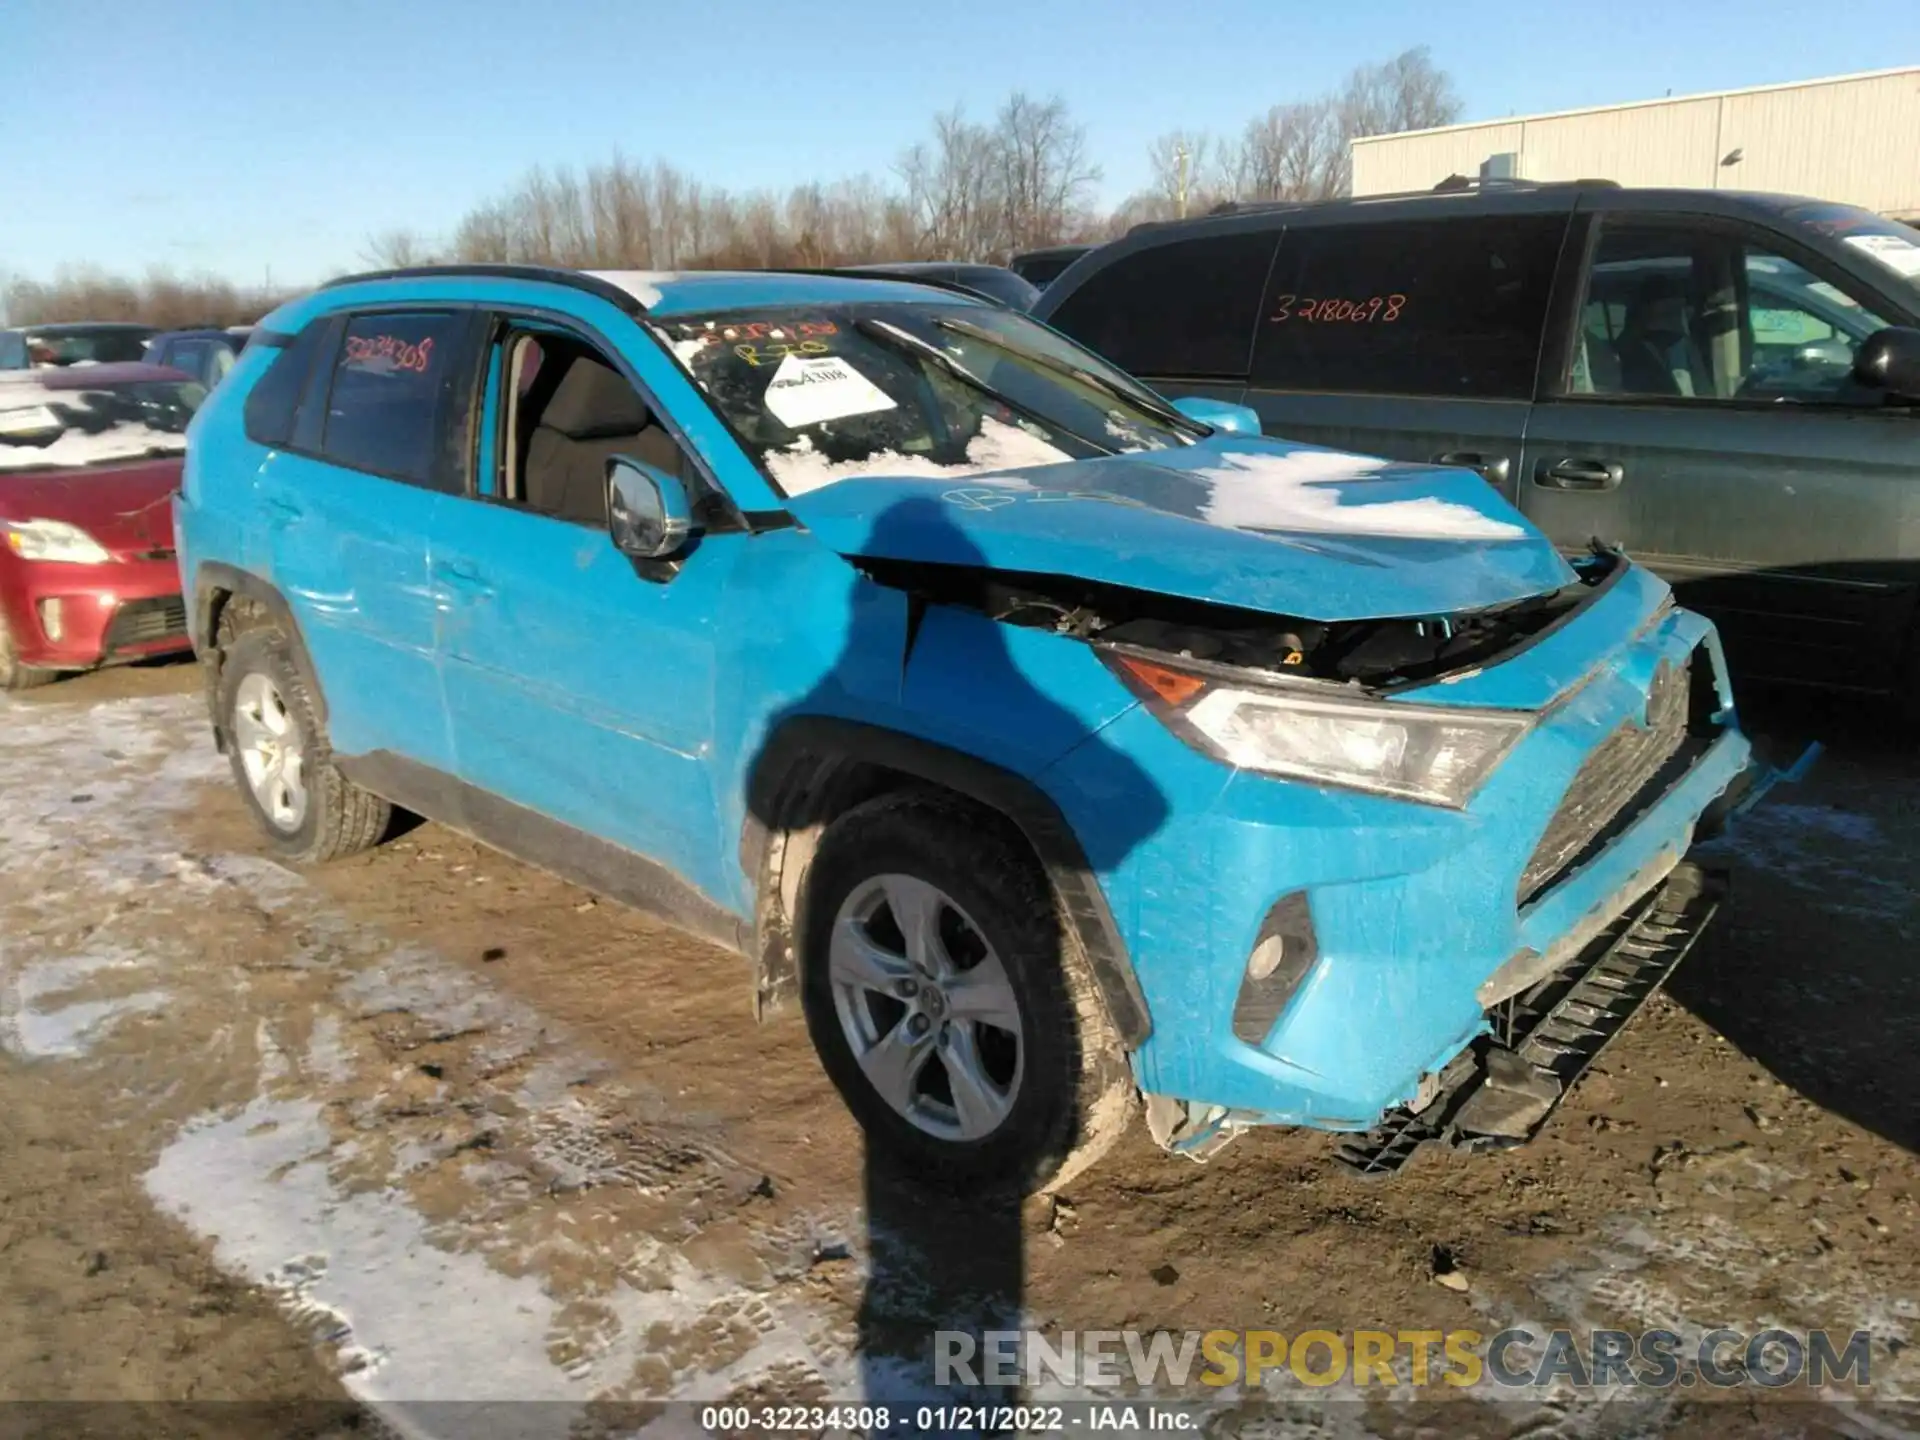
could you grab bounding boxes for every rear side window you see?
[242,322,328,447]
[1045,230,1278,379]
[1250,215,1568,399]
[319,313,464,485]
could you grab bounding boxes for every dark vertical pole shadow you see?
[745,496,1168,1413]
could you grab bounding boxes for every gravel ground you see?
[0,657,1913,1438]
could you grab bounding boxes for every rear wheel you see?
[217,623,390,863]
[799,792,1135,1195]
[0,615,57,691]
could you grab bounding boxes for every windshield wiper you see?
[931,317,1204,437]
[852,318,1118,456]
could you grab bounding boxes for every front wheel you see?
[0,614,58,691]
[799,792,1135,1195]
[217,624,390,863]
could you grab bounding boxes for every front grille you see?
[1517,652,1706,906]
[104,595,188,651]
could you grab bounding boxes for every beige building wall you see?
[1350,68,1920,216]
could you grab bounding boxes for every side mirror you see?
[1171,395,1263,436]
[1853,325,1920,401]
[606,456,696,560]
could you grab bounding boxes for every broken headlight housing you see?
[1107,651,1534,808]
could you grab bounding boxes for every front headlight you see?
[3,518,114,564]
[1108,651,1534,808]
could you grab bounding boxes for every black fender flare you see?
[741,715,1152,1050]
[190,562,328,747]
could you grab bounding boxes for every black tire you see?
[799,791,1135,1195]
[217,623,390,863]
[0,614,59,691]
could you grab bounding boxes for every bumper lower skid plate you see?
[1335,862,1726,1178]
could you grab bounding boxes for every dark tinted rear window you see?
[1250,215,1568,399]
[243,322,328,448]
[320,312,464,485]
[1044,230,1279,379]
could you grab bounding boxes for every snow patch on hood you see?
[1190,447,1529,542]
[766,416,1070,496]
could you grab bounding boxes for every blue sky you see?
[2,0,1914,289]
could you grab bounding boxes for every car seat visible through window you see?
[521,350,683,527]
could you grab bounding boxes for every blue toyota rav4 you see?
[175,265,1783,1192]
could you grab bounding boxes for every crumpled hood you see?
[0,456,182,555]
[781,438,1578,621]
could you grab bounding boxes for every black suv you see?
[1033,182,1920,707]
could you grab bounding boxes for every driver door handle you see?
[1535,457,1624,491]
[1432,451,1511,485]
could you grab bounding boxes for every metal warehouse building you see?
[1351,66,1920,219]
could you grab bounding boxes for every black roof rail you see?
[1170,176,1622,224]
[318,263,650,314]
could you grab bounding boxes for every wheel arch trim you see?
[741,715,1151,1049]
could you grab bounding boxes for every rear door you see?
[256,308,481,769]
[1243,205,1573,508]
[1519,207,1920,692]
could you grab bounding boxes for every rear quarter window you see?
[1044,229,1279,379]
[1250,214,1569,399]
[242,322,328,447]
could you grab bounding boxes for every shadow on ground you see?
[1671,681,1920,1154]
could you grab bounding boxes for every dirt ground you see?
[1,656,1914,1438]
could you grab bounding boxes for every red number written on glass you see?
[1267,294,1407,324]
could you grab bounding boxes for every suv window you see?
[243,321,330,448]
[320,312,464,484]
[1044,230,1278,379]
[1569,222,1897,405]
[1250,215,1567,399]
[484,327,694,527]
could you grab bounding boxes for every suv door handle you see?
[1536,457,1624,491]
[1432,451,1511,485]
[263,494,305,521]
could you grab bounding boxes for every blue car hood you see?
[781,439,1578,622]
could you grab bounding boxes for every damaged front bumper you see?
[1040,562,1806,1168]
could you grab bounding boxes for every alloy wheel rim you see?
[828,873,1024,1142]
[232,671,308,832]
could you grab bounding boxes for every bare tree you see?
[899,107,1003,260]
[3,267,290,327]
[1234,99,1344,202]
[1328,46,1462,192]
[994,93,1100,255]
[1145,129,1234,219]
[359,228,439,269]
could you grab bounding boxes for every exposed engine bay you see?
[861,545,1623,690]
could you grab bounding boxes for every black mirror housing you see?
[1853,325,1920,401]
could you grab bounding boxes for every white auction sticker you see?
[1845,233,1920,280]
[763,354,897,430]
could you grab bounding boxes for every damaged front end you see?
[786,461,1800,1176]
[862,541,1625,696]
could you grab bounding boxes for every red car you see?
[0,362,202,689]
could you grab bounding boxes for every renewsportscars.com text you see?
[935,1327,1876,1392]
